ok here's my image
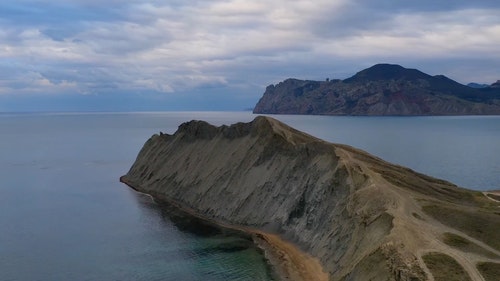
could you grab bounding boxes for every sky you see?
[1,0,499,111]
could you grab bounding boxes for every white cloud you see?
[0,0,499,103]
[0,70,78,95]
[314,9,500,60]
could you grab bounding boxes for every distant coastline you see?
[254,64,500,116]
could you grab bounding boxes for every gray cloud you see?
[0,0,499,110]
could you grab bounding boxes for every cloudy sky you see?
[1,0,499,111]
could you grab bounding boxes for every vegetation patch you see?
[422,204,500,251]
[442,232,498,259]
[422,252,471,281]
[477,262,500,281]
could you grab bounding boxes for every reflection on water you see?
[130,190,278,281]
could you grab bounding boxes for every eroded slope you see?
[122,116,500,281]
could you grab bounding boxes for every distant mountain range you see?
[253,64,500,115]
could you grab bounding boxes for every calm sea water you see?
[0,112,498,280]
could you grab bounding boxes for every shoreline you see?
[252,232,329,281]
[120,176,328,281]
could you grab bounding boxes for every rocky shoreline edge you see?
[120,176,328,281]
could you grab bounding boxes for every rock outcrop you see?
[253,64,500,115]
[121,116,500,281]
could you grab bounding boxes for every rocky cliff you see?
[253,64,500,115]
[121,116,500,281]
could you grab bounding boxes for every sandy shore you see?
[253,232,328,281]
[120,177,328,281]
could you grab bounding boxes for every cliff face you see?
[122,116,500,281]
[253,64,500,115]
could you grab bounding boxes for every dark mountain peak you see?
[366,63,406,72]
[491,80,500,88]
[344,63,430,83]
[433,74,450,80]
[467,82,489,89]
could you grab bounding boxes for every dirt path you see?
[483,191,500,203]
[420,246,486,281]
[400,189,498,281]
[399,190,495,281]
[355,161,497,281]
[338,148,500,281]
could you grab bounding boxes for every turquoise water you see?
[0,112,499,280]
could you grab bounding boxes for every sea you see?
[0,111,499,281]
